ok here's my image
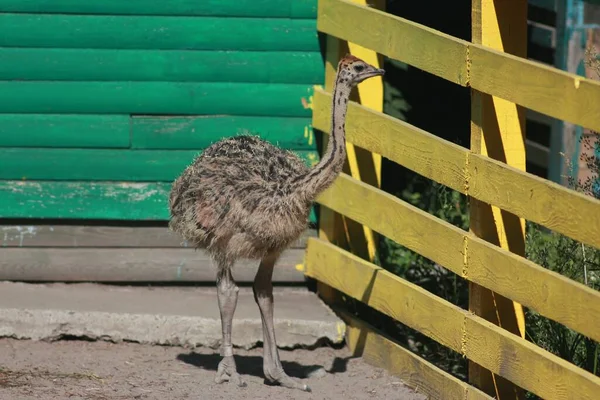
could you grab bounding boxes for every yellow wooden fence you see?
[302,1,600,399]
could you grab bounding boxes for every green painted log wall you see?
[0,0,323,223]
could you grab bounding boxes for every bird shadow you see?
[176,351,354,380]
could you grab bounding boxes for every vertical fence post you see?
[470,0,527,398]
[316,0,385,306]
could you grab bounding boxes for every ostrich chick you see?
[168,55,384,392]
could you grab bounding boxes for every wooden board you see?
[316,173,600,343]
[0,248,305,283]
[0,14,318,51]
[317,0,468,85]
[317,0,600,132]
[312,88,466,192]
[0,149,319,181]
[0,49,324,84]
[0,81,314,117]
[338,308,493,400]
[0,181,318,223]
[0,114,130,148]
[0,0,318,18]
[0,225,316,249]
[304,238,600,400]
[131,116,315,150]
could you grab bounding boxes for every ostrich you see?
[168,55,384,391]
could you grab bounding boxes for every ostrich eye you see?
[353,65,365,72]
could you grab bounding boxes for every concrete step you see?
[0,282,345,349]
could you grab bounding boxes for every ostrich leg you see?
[215,263,246,387]
[253,252,311,392]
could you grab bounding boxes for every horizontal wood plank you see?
[312,88,466,192]
[0,114,130,148]
[316,174,600,343]
[318,0,600,132]
[0,225,315,249]
[0,181,318,223]
[0,0,317,18]
[337,308,493,400]
[468,154,600,250]
[314,87,600,250]
[132,116,316,150]
[0,82,314,117]
[317,0,468,85]
[0,248,305,283]
[0,149,319,181]
[0,49,324,83]
[0,14,318,51]
[469,44,600,133]
[0,181,172,220]
[304,238,600,400]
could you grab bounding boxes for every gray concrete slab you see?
[0,282,345,349]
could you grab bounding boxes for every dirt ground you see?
[0,339,424,400]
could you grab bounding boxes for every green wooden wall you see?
[0,0,323,222]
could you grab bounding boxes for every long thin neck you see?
[290,76,351,201]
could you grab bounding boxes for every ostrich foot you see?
[215,356,246,387]
[265,369,311,392]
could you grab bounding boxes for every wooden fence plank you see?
[0,149,319,181]
[317,0,468,85]
[0,225,315,249]
[0,81,313,117]
[337,308,494,400]
[131,116,315,150]
[317,0,600,132]
[304,238,600,400]
[0,49,324,84]
[0,0,318,18]
[312,88,466,192]
[0,248,305,283]
[0,114,130,148]
[314,87,600,250]
[469,44,600,134]
[315,173,600,343]
[0,14,318,51]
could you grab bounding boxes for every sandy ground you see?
[0,339,424,400]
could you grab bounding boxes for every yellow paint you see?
[339,308,494,400]
[304,238,600,400]
[335,321,346,343]
[295,263,304,272]
[318,0,600,132]
[315,172,600,343]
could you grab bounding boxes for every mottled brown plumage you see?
[168,55,384,392]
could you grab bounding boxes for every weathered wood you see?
[315,173,600,343]
[131,116,315,150]
[0,225,316,249]
[0,149,319,181]
[313,88,600,250]
[312,88,466,193]
[317,0,600,132]
[0,0,317,18]
[0,49,323,83]
[0,248,305,283]
[0,114,130,148]
[470,1,528,396]
[318,0,468,86]
[0,14,318,51]
[0,181,318,223]
[338,308,493,400]
[304,238,600,400]
[0,81,314,116]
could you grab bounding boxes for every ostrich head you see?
[338,54,385,86]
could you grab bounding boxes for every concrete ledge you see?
[0,282,345,349]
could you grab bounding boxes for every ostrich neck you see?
[290,77,351,201]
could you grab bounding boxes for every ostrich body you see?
[168,55,384,391]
